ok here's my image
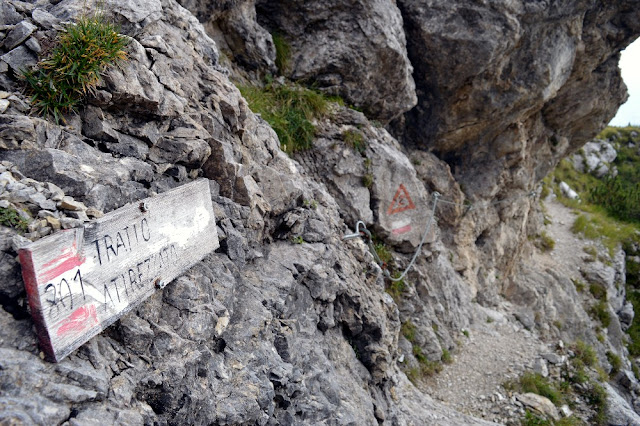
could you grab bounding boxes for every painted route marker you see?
[387,184,416,215]
[18,179,219,362]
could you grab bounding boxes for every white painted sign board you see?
[19,179,219,362]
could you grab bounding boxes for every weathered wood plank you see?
[18,179,219,362]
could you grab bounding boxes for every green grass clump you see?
[412,345,442,377]
[518,372,564,406]
[588,282,607,301]
[625,287,640,356]
[570,212,638,256]
[583,382,608,425]
[571,278,586,293]
[374,242,393,266]
[573,340,598,367]
[590,176,640,223]
[272,32,290,75]
[606,351,622,377]
[536,231,555,252]
[342,129,367,154]
[441,348,453,364]
[22,14,128,123]
[522,411,550,426]
[0,207,29,233]
[589,300,611,328]
[386,276,405,302]
[401,320,417,343]
[239,82,330,154]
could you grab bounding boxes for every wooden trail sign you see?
[19,179,219,362]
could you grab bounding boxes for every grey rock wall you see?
[1,0,640,424]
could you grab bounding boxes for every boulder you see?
[516,393,559,421]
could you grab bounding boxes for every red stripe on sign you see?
[392,225,412,235]
[41,242,85,282]
[18,248,56,358]
[57,305,98,337]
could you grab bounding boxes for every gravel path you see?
[426,308,547,424]
[424,198,581,424]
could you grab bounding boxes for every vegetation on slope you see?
[22,13,128,123]
[546,126,640,362]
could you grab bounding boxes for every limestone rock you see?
[0,45,37,73]
[516,393,559,421]
[572,139,618,177]
[2,20,36,50]
[559,182,579,200]
[256,0,416,122]
[605,383,640,426]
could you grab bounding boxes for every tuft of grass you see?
[589,301,611,328]
[0,207,30,233]
[518,372,564,406]
[412,345,442,377]
[588,282,607,301]
[362,173,374,189]
[239,82,330,154]
[342,129,367,154]
[626,287,640,356]
[536,231,555,252]
[401,320,417,343]
[606,351,622,377]
[571,278,586,293]
[573,340,598,367]
[22,13,128,123]
[271,32,290,75]
[583,245,598,261]
[386,276,405,302]
[583,382,608,425]
[522,411,551,426]
[570,212,638,256]
[441,348,453,364]
[374,242,393,266]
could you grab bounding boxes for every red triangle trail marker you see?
[387,184,416,215]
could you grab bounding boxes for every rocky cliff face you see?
[1,0,639,424]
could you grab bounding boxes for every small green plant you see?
[401,320,417,343]
[22,13,128,123]
[362,173,374,189]
[573,340,598,367]
[342,129,367,154]
[553,320,563,330]
[373,242,393,267]
[239,82,330,154]
[271,32,290,75]
[583,245,598,261]
[303,199,318,209]
[590,301,611,328]
[596,333,605,343]
[522,410,551,426]
[0,207,29,233]
[462,329,470,338]
[571,278,586,293]
[291,235,304,244]
[583,382,608,425]
[517,372,564,406]
[412,345,442,377]
[386,277,405,302]
[606,351,622,377]
[589,282,607,300]
[486,317,494,323]
[441,348,452,364]
[536,231,555,252]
